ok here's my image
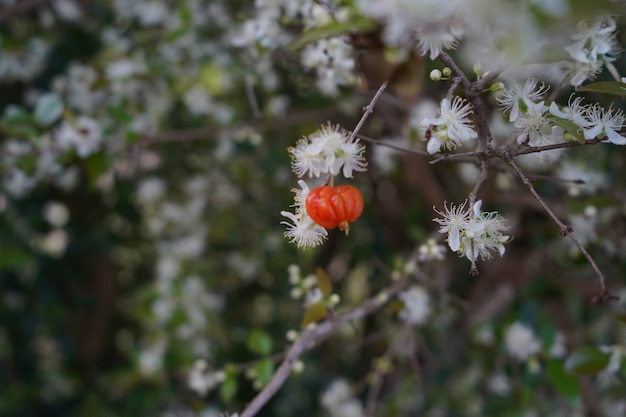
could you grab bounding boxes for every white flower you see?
[54,117,103,158]
[281,180,327,248]
[562,16,619,86]
[497,79,549,122]
[433,200,480,252]
[434,200,510,261]
[288,123,367,178]
[462,200,510,260]
[582,105,626,144]
[320,380,365,417]
[356,0,463,59]
[548,95,591,129]
[514,102,565,151]
[565,17,618,64]
[42,201,70,227]
[505,322,540,361]
[35,228,69,257]
[418,238,446,261]
[415,20,464,59]
[187,359,225,396]
[422,97,477,154]
[398,286,431,325]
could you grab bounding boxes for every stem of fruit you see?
[339,221,349,235]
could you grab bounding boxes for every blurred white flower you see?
[505,322,540,361]
[35,229,69,257]
[320,380,365,417]
[55,117,103,158]
[42,201,70,227]
[398,286,431,325]
[187,359,225,396]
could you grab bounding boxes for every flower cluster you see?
[562,16,620,86]
[357,0,464,59]
[421,97,478,154]
[398,285,431,325]
[282,123,367,248]
[504,322,541,362]
[280,180,328,249]
[288,123,367,179]
[433,200,510,261]
[498,79,626,155]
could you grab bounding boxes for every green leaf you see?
[300,300,328,329]
[254,357,275,387]
[547,359,581,400]
[0,105,38,139]
[2,105,31,123]
[564,346,609,375]
[577,81,626,96]
[316,267,333,297]
[547,115,586,143]
[246,329,273,356]
[84,152,109,187]
[0,248,33,270]
[106,105,133,124]
[34,93,64,127]
[286,17,378,51]
[219,373,238,404]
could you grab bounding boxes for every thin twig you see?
[348,81,389,143]
[505,157,607,294]
[358,134,429,157]
[429,137,605,165]
[245,74,263,119]
[239,274,410,417]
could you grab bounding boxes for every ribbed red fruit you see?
[305,185,364,232]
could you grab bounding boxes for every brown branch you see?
[239,274,410,417]
[348,81,389,143]
[504,157,608,296]
[358,134,429,157]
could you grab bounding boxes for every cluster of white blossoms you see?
[281,124,367,249]
[433,200,510,261]
[562,16,619,87]
[281,180,328,249]
[288,123,367,179]
[421,96,478,154]
[356,0,464,59]
[398,285,431,325]
[497,79,626,158]
[320,379,365,417]
[504,322,541,362]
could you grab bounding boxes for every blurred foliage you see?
[0,1,625,417]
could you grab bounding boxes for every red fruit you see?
[305,185,364,233]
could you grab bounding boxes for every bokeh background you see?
[1,1,626,416]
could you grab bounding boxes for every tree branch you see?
[239,273,411,417]
[504,157,608,296]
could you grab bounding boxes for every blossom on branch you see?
[281,180,328,249]
[422,97,477,154]
[582,105,626,145]
[288,123,367,178]
[497,78,549,122]
[434,200,510,261]
[562,16,619,86]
